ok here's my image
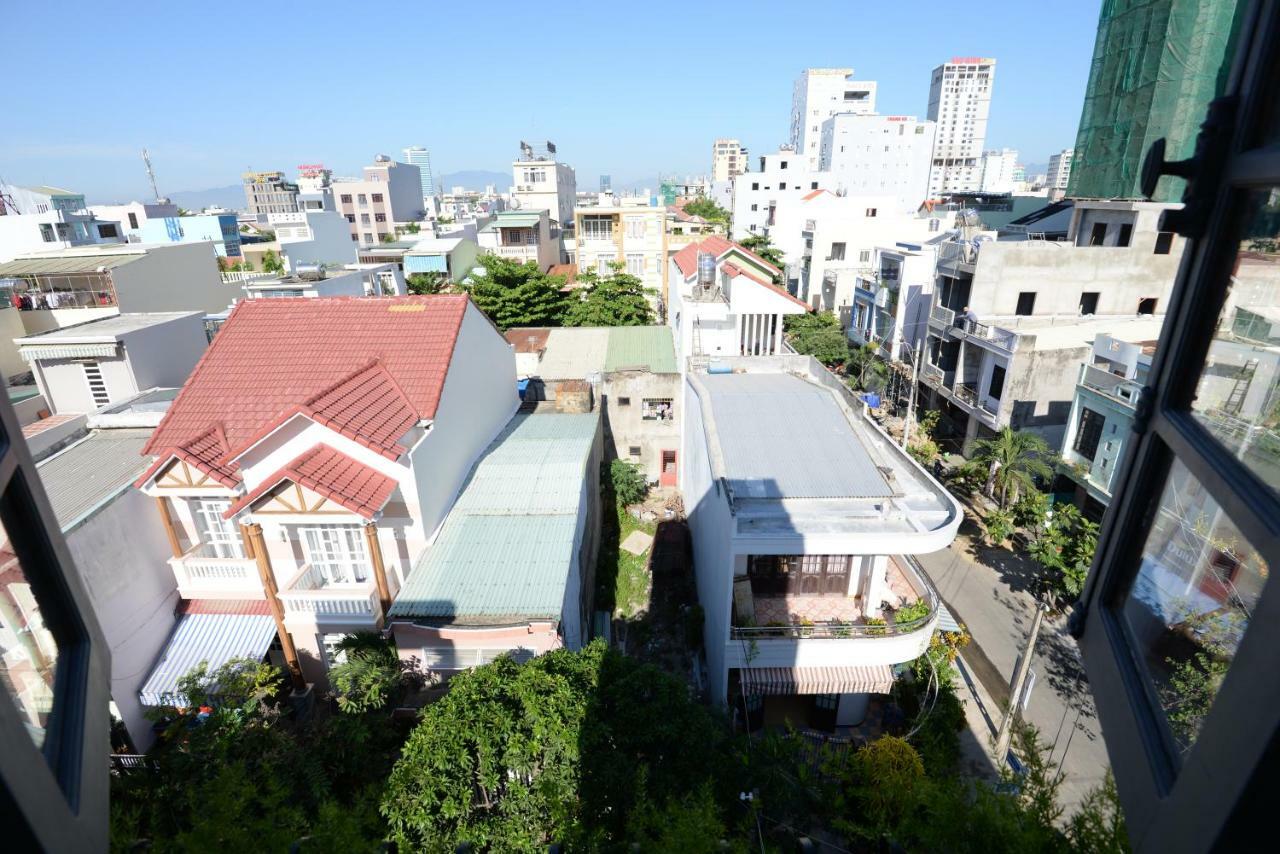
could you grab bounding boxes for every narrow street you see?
[915,512,1112,813]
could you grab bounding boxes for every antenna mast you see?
[141,149,162,201]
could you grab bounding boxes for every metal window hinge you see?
[1131,385,1155,435]
[1141,96,1239,239]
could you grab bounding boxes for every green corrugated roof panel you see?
[493,212,543,227]
[390,412,599,621]
[604,326,678,374]
[392,515,579,619]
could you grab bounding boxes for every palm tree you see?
[971,427,1054,507]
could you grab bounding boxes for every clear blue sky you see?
[3,0,1103,201]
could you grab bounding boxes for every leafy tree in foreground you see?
[972,426,1055,507]
[1028,502,1100,605]
[327,631,424,714]
[562,264,655,326]
[463,253,568,330]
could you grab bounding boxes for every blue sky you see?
[3,0,1102,201]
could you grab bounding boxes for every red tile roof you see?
[224,444,397,520]
[721,263,812,310]
[504,327,551,353]
[140,296,469,486]
[801,189,829,201]
[672,235,782,279]
[178,599,273,616]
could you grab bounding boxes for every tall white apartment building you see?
[403,146,435,202]
[790,68,877,171]
[1046,149,1074,191]
[979,148,1020,193]
[818,114,936,212]
[926,57,997,196]
[730,149,835,241]
[712,139,748,182]
[511,148,577,229]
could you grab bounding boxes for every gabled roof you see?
[722,262,811,310]
[140,296,469,486]
[672,235,783,279]
[224,444,397,520]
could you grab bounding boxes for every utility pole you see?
[902,344,922,450]
[994,602,1047,765]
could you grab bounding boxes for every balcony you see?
[1079,363,1142,407]
[730,556,938,642]
[921,363,944,386]
[277,564,383,623]
[956,318,1018,353]
[169,544,261,599]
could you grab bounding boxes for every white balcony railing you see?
[921,363,944,385]
[493,245,538,259]
[1079,363,1142,406]
[169,544,260,597]
[278,564,381,622]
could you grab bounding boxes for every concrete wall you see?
[279,211,360,269]
[600,371,680,480]
[121,314,208,393]
[1005,344,1092,447]
[116,242,231,315]
[680,378,736,704]
[966,240,1182,318]
[0,307,30,380]
[33,355,132,414]
[63,483,177,750]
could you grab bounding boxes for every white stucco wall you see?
[115,242,231,314]
[406,302,518,544]
[64,487,178,751]
[121,314,207,392]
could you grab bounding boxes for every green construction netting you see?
[1068,0,1244,201]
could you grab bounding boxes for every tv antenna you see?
[141,148,162,202]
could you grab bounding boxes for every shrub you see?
[984,508,1016,546]
[610,458,648,507]
[894,599,931,626]
[908,439,940,467]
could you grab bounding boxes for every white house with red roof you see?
[667,236,810,364]
[134,295,519,687]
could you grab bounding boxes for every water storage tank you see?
[697,252,716,287]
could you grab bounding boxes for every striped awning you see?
[741,665,895,696]
[138,612,277,707]
[19,342,118,361]
[937,602,962,634]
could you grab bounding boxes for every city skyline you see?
[3,0,1102,202]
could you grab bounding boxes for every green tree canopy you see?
[785,311,850,367]
[562,264,655,327]
[971,427,1055,507]
[681,197,730,225]
[737,233,786,270]
[261,249,284,274]
[462,253,569,330]
[405,272,449,295]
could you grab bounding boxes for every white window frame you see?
[192,499,243,558]
[299,525,369,585]
[625,253,645,277]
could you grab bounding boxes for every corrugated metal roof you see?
[700,373,892,499]
[390,412,598,620]
[138,612,277,706]
[36,429,154,530]
[603,326,678,374]
[0,254,141,275]
[535,328,610,379]
[479,212,543,232]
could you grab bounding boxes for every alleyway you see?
[915,508,1112,813]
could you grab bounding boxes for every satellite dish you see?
[509,197,522,210]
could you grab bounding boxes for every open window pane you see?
[0,513,60,751]
[1189,187,1280,492]
[1121,458,1268,761]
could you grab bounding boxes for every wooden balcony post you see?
[242,522,306,692]
[363,522,392,617]
[155,497,184,559]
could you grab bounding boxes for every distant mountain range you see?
[161,184,246,212]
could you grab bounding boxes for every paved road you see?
[916,529,1112,813]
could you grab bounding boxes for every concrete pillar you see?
[735,312,744,355]
[961,412,981,457]
[865,555,891,615]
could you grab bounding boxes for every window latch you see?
[1141,95,1238,239]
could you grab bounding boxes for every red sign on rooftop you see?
[949,57,994,64]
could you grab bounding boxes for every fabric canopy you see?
[741,665,895,696]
